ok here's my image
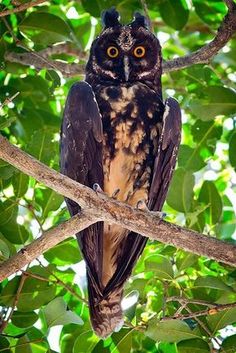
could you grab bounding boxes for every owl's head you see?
[86,8,162,87]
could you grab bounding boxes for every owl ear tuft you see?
[102,8,121,28]
[131,12,150,29]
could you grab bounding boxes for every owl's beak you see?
[123,56,130,81]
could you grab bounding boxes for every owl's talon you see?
[93,183,103,194]
[112,188,120,199]
[136,200,149,211]
[150,211,167,219]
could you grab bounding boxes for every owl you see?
[60,8,181,338]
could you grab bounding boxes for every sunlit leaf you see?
[167,168,194,213]
[146,319,200,342]
[43,297,83,328]
[198,181,222,225]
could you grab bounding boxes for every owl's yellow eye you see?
[133,46,146,58]
[107,46,119,58]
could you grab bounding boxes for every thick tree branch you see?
[0,0,46,17]
[0,134,236,282]
[4,3,236,75]
[0,212,96,281]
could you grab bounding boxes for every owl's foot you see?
[136,200,166,219]
[93,183,104,194]
[136,199,148,211]
[112,188,120,199]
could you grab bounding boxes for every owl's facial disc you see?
[87,20,161,84]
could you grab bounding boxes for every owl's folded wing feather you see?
[148,97,181,211]
[60,81,104,290]
[104,97,181,296]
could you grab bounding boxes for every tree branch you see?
[163,302,236,321]
[0,0,47,17]
[162,1,236,73]
[0,134,235,282]
[4,2,236,75]
[0,211,96,281]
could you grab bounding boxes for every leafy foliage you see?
[0,0,235,352]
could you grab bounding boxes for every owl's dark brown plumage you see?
[60,8,181,338]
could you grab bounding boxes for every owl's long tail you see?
[87,278,124,339]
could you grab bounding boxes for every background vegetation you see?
[0,0,236,352]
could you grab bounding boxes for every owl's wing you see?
[60,81,104,289]
[148,97,181,211]
[104,97,181,296]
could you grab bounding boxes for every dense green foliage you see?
[0,0,236,352]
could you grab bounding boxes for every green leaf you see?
[12,311,38,328]
[43,297,83,328]
[229,132,236,170]
[146,319,200,343]
[38,189,63,218]
[0,115,16,130]
[1,222,29,245]
[177,338,210,353]
[112,329,133,353]
[0,337,11,353]
[12,173,29,198]
[15,335,32,353]
[198,181,222,225]
[0,276,56,311]
[145,254,174,280]
[19,12,72,45]
[191,120,222,152]
[73,331,100,353]
[44,238,82,265]
[166,168,194,213]
[220,335,236,353]
[0,199,18,226]
[0,161,16,180]
[194,276,234,292]
[207,307,236,334]
[178,145,206,172]
[0,238,10,262]
[27,129,56,164]
[190,86,236,120]
[159,0,189,30]
[176,251,198,272]
[193,0,227,27]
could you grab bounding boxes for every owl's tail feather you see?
[88,279,124,338]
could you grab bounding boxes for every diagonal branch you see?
[0,134,236,282]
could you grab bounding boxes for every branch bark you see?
[3,2,236,75]
[0,134,235,282]
[0,0,46,17]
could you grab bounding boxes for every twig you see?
[0,92,20,110]
[166,296,216,307]
[35,259,88,304]
[0,0,46,17]
[39,43,87,60]
[162,302,236,320]
[0,134,235,281]
[0,274,27,332]
[140,0,153,31]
